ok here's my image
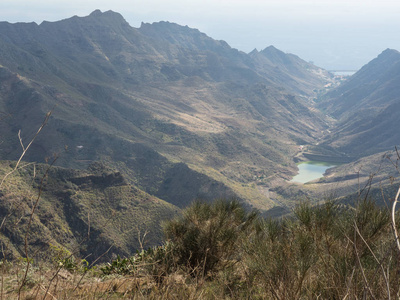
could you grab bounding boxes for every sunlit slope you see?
[0,10,332,209]
[0,161,178,261]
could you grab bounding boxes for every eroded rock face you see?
[0,10,332,214]
[69,172,126,189]
[0,162,178,262]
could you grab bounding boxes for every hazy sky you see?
[1,0,399,70]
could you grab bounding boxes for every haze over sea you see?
[1,0,400,70]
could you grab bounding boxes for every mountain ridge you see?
[316,48,400,157]
[2,10,400,268]
[0,10,337,261]
[0,10,333,210]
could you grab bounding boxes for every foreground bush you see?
[244,199,398,299]
[163,199,257,276]
[110,197,397,299]
[3,197,400,299]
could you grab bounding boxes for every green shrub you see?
[50,244,89,273]
[163,199,257,276]
[100,255,135,275]
[243,198,400,299]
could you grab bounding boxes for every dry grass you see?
[1,195,400,299]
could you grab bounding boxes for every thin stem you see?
[354,222,391,299]
[18,155,58,299]
[391,185,400,253]
[0,111,52,189]
[352,221,376,300]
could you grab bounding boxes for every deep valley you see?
[0,10,399,274]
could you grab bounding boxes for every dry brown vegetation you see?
[2,193,400,299]
[2,114,400,299]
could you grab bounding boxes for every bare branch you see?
[354,222,391,299]
[18,154,58,299]
[391,185,400,254]
[0,111,52,189]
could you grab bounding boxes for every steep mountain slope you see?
[316,49,400,157]
[249,46,332,96]
[0,161,178,262]
[0,10,332,211]
[318,49,400,118]
[140,22,333,96]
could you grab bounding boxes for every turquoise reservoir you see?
[291,161,338,183]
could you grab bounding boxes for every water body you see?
[291,161,338,184]
[330,70,357,76]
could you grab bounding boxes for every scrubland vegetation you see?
[2,193,400,299]
[1,11,400,299]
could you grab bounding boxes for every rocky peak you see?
[89,9,103,17]
[249,48,259,55]
[261,45,282,54]
[346,48,400,84]
[259,45,291,63]
[138,20,232,53]
[40,9,131,32]
[380,48,400,56]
